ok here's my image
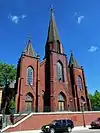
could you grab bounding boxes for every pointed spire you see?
[69,51,80,68]
[24,39,36,57]
[46,6,60,43]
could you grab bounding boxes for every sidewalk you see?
[73,125,90,131]
[5,125,90,133]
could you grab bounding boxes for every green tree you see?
[0,61,16,114]
[8,97,15,114]
[89,90,100,111]
[0,61,16,87]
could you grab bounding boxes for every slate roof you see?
[24,40,36,57]
[46,8,60,43]
[69,51,81,68]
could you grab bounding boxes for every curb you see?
[4,126,91,133]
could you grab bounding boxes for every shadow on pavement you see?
[89,127,100,129]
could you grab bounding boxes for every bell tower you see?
[15,39,42,113]
[69,51,91,111]
[44,8,73,112]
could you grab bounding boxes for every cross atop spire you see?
[46,6,60,43]
[50,4,54,14]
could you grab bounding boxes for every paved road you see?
[6,129,100,133]
[73,129,100,133]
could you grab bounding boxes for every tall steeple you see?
[46,7,60,43]
[24,39,36,57]
[45,7,63,56]
[69,51,80,68]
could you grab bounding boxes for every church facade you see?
[15,9,91,113]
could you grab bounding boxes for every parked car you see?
[90,117,100,128]
[41,119,74,133]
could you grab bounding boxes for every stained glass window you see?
[58,93,65,111]
[56,61,64,81]
[27,67,33,85]
[77,76,82,89]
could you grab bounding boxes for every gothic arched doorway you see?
[58,92,66,111]
[25,93,33,113]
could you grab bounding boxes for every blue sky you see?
[0,0,100,93]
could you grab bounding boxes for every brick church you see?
[15,8,91,113]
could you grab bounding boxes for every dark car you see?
[90,117,100,128]
[41,119,74,133]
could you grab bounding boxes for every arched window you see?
[77,76,82,89]
[58,94,65,101]
[56,41,61,53]
[81,96,85,103]
[27,67,33,85]
[58,93,65,111]
[56,61,64,81]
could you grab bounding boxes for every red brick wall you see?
[73,68,87,99]
[16,55,43,113]
[71,67,90,111]
[39,59,46,111]
[40,59,46,96]
[15,45,90,113]
[4,111,100,132]
[49,52,74,111]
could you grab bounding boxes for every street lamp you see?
[81,101,86,127]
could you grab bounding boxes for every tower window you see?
[77,76,82,89]
[26,67,33,85]
[56,41,61,53]
[56,61,64,81]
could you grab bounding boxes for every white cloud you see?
[73,12,84,24]
[8,14,26,24]
[88,46,99,52]
[8,14,19,24]
[77,16,84,24]
[21,14,26,19]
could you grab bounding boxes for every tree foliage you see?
[89,90,100,111]
[0,61,16,86]
[8,97,15,114]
